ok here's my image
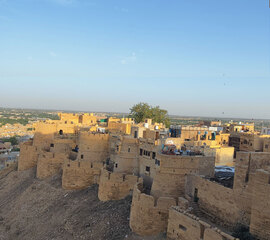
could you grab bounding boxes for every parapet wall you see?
[203,146,234,166]
[62,160,103,190]
[110,136,139,174]
[157,153,215,178]
[77,132,110,162]
[151,171,186,198]
[250,169,270,240]
[167,207,239,240]
[18,141,39,171]
[129,183,178,236]
[233,152,270,221]
[36,152,68,179]
[150,154,215,198]
[98,169,142,201]
[185,175,243,227]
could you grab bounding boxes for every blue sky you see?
[0,0,269,118]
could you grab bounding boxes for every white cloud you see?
[121,52,137,65]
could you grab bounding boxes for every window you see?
[115,163,118,168]
[152,152,156,159]
[50,144,54,148]
[81,154,84,159]
[265,145,269,149]
[179,224,187,231]
[116,145,119,151]
[146,166,150,172]
[128,147,131,152]
[140,149,143,156]
[67,164,70,167]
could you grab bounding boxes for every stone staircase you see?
[190,201,205,218]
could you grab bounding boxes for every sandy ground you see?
[0,165,165,240]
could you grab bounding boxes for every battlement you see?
[167,207,239,240]
[62,159,103,190]
[36,152,67,179]
[98,169,142,201]
[79,131,109,139]
[18,142,39,171]
[150,154,215,198]
[130,183,178,236]
[186,174,244,226]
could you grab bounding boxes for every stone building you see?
[17,113,270,240]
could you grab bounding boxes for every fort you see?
[17,113,270,240]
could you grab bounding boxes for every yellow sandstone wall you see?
[250,169,270,240]
[185,175,242,227]
[108,122,131,134]
[129,183,178,236]
[233,152,270,224]
[167,207,238,240]
[239,133,264,152]
[79,114,97,125]
[98,169,142,201]
[77,132,109,163]
[36,152,68,179]
[151,154,214,198]
[138,138,162,186]
[18,141,39,171]
[263,138,270,152]
[204,146,234,166]
[49,138,75,154]
[58,113,79,124]
[62,160,103,190]
[110,136,139,174]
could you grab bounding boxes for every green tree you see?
[1,136,18,145]
[129,102,170,127]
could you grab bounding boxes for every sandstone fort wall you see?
[62,160,103,190]
[77,132,109,163]
[18,141,39,171]
[98,169,142,201]
[36,152,68,179]
[167,207,238,240]
[185,175,242,227]
[150,154,215,198]
[250,169,270,240]
[129,183,178,236]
